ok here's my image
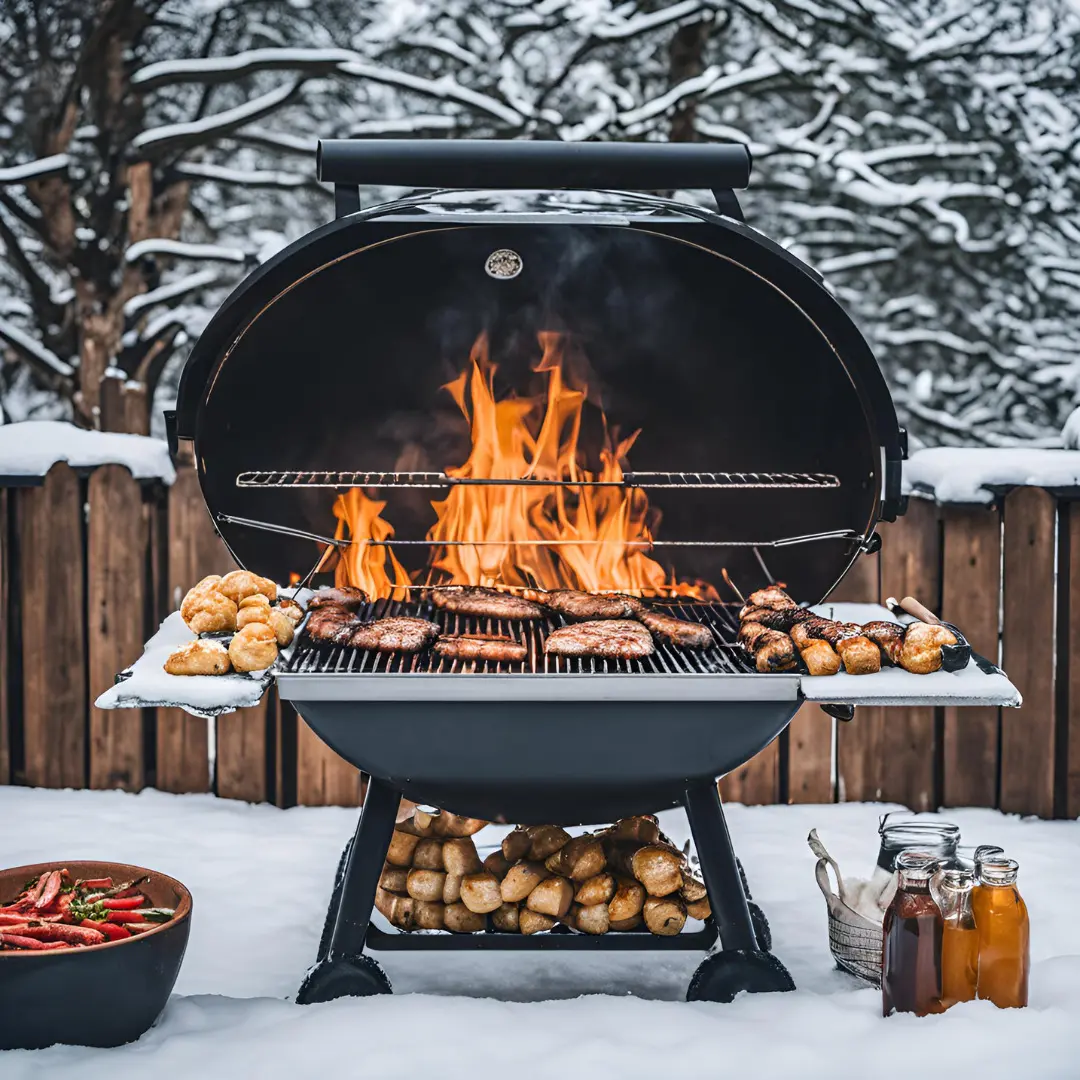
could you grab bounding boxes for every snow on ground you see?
[0,421,174,482]
[1,789,1078,1078]
[904,446,1080,503]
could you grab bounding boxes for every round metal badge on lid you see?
[485,248,523,279]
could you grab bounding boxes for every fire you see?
[332,487,411,600]
[331,331,715,600]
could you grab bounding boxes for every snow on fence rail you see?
[0,431,1078,817]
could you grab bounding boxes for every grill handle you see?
[316,139,752,192]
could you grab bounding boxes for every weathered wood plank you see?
[940,504,1001,808]
[0,489,9,785]
[1001,487,1056,818]
[155,458,228,794]
[216,704,270,803]
[296,715,362,806]
[19,465,87,788]
[88,465,147,791]
[838,499,940,809]
[788,549,879,804]
[1067,502,1080,820]
[720,740,779,805]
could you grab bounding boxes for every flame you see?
[331,331,715,600]
[332,487,411,600]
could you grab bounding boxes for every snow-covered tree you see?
[1,0,1078,446]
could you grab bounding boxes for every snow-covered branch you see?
[125,239,247,264]
[0,318,74,380]
[0,155,70,186]
[132,47,362,91]
[123,270,221,319]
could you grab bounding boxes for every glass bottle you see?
[882,850,944,1017]
[972,857,1029,1009]
[934,868,978,1008]
[870,813,961,910]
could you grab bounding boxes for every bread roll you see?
[228,623,278,672]
[164,639,231,676]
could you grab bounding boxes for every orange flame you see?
[331,331,714,600]
[332,487,411,600]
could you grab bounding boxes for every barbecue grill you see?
[159,139,1019,1005]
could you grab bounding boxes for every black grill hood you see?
[172,140,904,603]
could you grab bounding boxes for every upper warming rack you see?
[236,470,842,491]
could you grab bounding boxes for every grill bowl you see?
[0,860,191,1050]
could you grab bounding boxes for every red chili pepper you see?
[101,895,147,910]
[34,870,62,911]
[105,910,146,924]
[0,933,69,951]
[79,919,131,942]
[14,923,106,946]
[77,877,112,889]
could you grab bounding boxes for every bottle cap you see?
[896,850,938,880]
[978,856,1019,886]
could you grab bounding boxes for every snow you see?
[131,47,363,88]
[904,447,1080,503]
[124,239,247,264]
[0,153,69,184]
[1,791,1077,1076]
[0,317,73,378]
[0,421,174,482]
[123,271,221,318]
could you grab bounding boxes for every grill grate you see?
[237,469,841,491]
[283,599,753,677]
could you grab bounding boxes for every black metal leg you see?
[683,780,757,952]
[296,777,400,1003]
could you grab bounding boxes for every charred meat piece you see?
[349,617,440,654]
[788,621,842,675]
[739,586,797,619]
[862,620,906,665]
[543,590,643,620]
[306,605,360,645]
[308,586,369,611]
[636,608,714,650]
[434,634,528,663]
[431,586,546,620]
[800,618,880,675]
[740,625,797,672]
[544,619,655,659]
[739,605,813,633]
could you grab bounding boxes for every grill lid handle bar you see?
[316,139,753,193]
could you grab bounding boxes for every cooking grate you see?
[283,599,752,677]
[236,470,841,491]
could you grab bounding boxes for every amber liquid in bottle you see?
[937,868,978,1008]
[972,858,1029,1009]
[882,852,943,1017]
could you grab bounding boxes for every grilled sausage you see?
[433,634,527,663]
[308,586,368,611]
[431,586,546,620]
[636,608,714,650]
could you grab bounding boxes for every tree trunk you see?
[668,19,713,143]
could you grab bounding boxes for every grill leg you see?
[683,779,795,1001]
[296,777,400,1004]
[683,779,757,952]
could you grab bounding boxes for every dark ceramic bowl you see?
[0,860,192,1050]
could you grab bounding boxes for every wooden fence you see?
[1,460,1077,818]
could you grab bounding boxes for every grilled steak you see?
[636,608,714,650]
[434,634,528,663]
[306,605,360,644]
[431,586,546,620]
[543,590,643,620]
[544,619,654,659]
[349,617,440,653]
[739,586,797,620]
[308,586,369,611]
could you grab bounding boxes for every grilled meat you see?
[349,617,440,653]
[800,618,880,675]
[308,586,369,611]
[739,586,797,620]
[739,603,837,674]
[306,604,360,645]
[543,590,643,620]
[739,605,813,632]
[434,634,528,663]
[746,627,797,672]
[862,620,906,665]
[544,619,655,659]
[431,586,546,620]
[636,609,714,650]
[899,621,957,674]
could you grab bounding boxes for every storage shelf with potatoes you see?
[371,811,714,946]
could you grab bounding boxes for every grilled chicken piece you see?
[861,620,906,665]
[739,586,797,619]
[306,604,360,644]
[543,590,643,620]
[308,586,369,611]
[433,634,527,663]
[799,617,880,675]
[636,609,714,650]
[749,628,798,672]
[740,605,813,632]
[899,621,957,674]
[788,621,842,675]
[349,616,440,653]
[431,586,546,620]
[544,619,655,659]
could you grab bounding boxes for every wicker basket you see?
[809,830,883,985]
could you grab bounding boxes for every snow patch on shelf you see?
[904,447,1080,503]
